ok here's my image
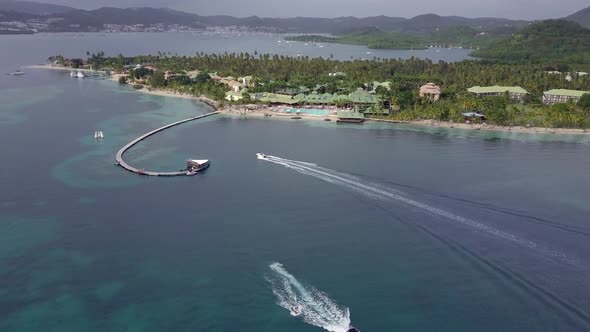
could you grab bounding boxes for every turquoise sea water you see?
[1,35,590,332]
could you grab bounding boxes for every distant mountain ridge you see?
[566,6,590,28]
[0,1,531,34]
[0,0,73,14]
[0,1,587,36]
[48,7,207,31]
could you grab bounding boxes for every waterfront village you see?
[47,55,590,130]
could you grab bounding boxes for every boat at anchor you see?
[71,71,86,78]
[185,159,210,176]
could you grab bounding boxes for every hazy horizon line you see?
[28,4,589,22]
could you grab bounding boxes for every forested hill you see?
[47,7,207,31]
[566,6,590,28]
[470,20,590,66]
[0,2,528,34]
[0,0,73,14]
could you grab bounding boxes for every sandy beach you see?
[222,106,590,135]
[28,64,590,135]
[25,64,107,74]
[106,73,220,108]
[369,118,589,135]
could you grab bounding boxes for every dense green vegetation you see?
[52,52,590,128]
[472,20,590,68]
[286,25,511,50]
[286,19,590,70]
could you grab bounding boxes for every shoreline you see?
[24,64,107,74]
[368,118,589,135]
[28,63,590,135]
[220,106,590,135]
[107,73,219,109]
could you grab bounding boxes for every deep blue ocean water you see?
[1,34,590,332]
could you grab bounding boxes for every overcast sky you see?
[36,0,588,20]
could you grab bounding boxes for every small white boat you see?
[99,130,104,139]
[76,71,86,78]
[256,152,267,160]
[10,70,25,76]
[70,71,76,78]
[290,305,302,317]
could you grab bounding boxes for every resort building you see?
[227,80,245,92]
[347,90,380,111]
[225,91,243,102]
[467,86,529,102]
[545,71,588,82]
[336,111,365,123]
[239,76,254,87]
[246,90,380,110]
[163,71,181,80]
[542,89,590,105]
[250,92,300,105]
[419,82,442,101]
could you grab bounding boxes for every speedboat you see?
[347,327,360,332]
[290,305,302,317]
[10,70,25,76]
[256,153,267,160]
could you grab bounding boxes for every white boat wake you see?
[259,154,572,263]
[268,262,351,332]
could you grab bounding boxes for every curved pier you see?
[115,111,220,176]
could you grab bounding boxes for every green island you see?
[285,25,510,51]
[286,20,590,69]
[470,20,590,66]
[47,45,590,131]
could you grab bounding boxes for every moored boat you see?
[185,159,210,175]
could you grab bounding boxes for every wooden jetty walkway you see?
[115,111,220,176]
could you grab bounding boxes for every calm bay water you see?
[0,32,473,65]
[1,35,590,332]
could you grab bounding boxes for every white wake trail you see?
[268,262,351,332]
[261,155,573,261]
